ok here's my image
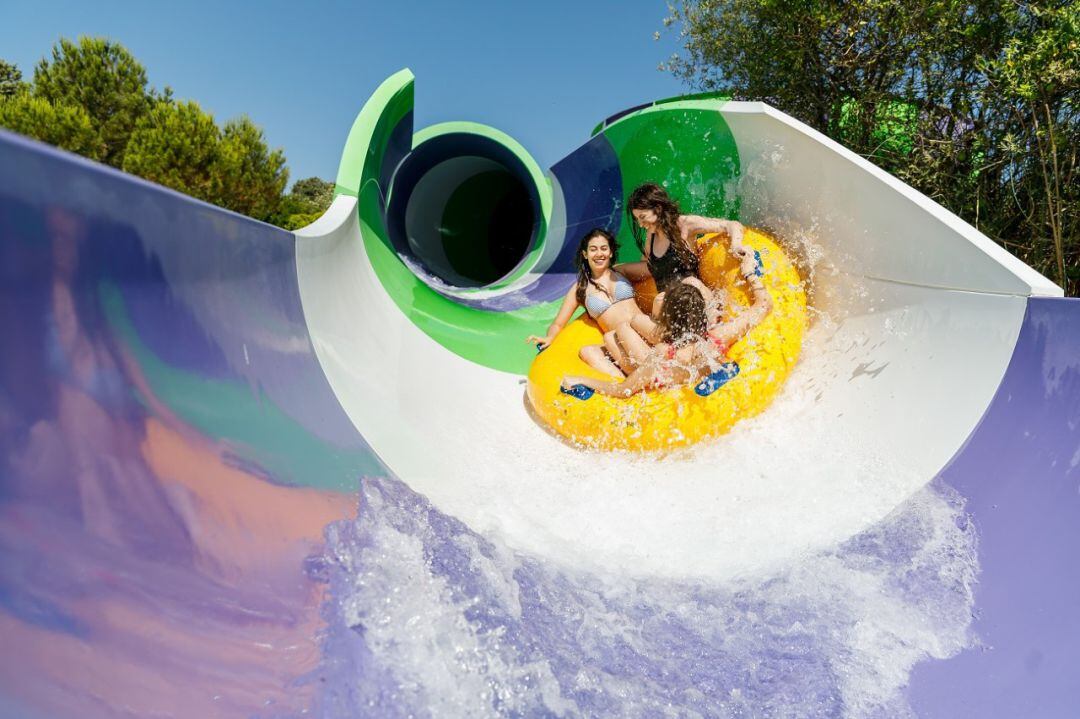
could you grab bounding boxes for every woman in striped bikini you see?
[526,228,653,378]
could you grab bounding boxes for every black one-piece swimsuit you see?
[648,233,699,293]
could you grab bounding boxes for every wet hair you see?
[626,183,699,276]
[658,283,708,345]
[574,228,620,306]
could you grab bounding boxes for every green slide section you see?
[409,121,552,293]
[335,69,414,200]
[335,72,741,374]
[355,179,555,373]
[602,99,742,256]
[335,73,555,373]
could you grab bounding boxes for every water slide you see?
[1,68,1078,717]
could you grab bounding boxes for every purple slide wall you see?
[909,297,1080,717]
[0,130,381,717]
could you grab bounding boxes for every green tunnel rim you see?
[405,121,553,293]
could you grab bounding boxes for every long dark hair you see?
[574,228,619,306]
[627,183,699,275]
[658,283,708,345]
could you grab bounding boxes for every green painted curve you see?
[356,179,555,373]
[100,283,380,491]
[409,121,552,293]
[335,72,556,375]
[335,68,414,200]
[600,99,742,258]
[333,72,742,375]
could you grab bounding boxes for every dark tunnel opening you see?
[385,133,540,289]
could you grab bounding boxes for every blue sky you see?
[3,1,691,187]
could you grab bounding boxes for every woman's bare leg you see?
[579,344,624,378]
[616,322,653,366]
[651,291,666,320]
[602,330,635,374]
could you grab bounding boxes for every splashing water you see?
[312,183,981,716]
[314,474,977,718]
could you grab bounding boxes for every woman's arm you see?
[613,260,651,282]
[562,358,662,398]
[526,284,579,349]
[710,254,774,347]
[681,215,749,255]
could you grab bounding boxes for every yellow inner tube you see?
[526,229,808,451]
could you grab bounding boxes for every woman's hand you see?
[739,251,761,278]
[561,375,587,390]
[724,220,747,253]
[527,334,555,350]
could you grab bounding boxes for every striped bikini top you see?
[584,274,635,319]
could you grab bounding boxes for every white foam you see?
[418,315,927,581]
[322,473,979,717]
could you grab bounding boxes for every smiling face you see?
[632,207,658,228]
[583,235,613,274]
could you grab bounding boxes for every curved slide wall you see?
[0,131,381,717]
[0,65,1078,717]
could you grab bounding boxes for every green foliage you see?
[980,3,1079,291]
[122,104,289,222]
[122,100,221,202]
[277,211,324,231]
[0,60,26,97]
[216,116,288,221]
[0,93,104,158]
[1,36,299,227]
[664,0,1080,294]
[273,177,335,229]
[291,176,335,208]
[32,37,151,167]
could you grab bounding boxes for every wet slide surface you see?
[2,68,1080,718]
[0,131,378,717]
[908,297,1080,717]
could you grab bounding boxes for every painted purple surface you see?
[378,110,414,204]
[547,132,624,274]
[0,131,373,717]
[907,297,1080,718]
[0,131,367,450]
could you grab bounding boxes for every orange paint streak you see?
[140,417,356,582]
[0,598,322,719]
[0,416,362,718]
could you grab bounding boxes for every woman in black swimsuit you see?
[615,182,750,344]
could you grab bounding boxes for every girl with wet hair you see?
[526,228,653,377]
[560,248,772,399]
[616,182,751,342]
